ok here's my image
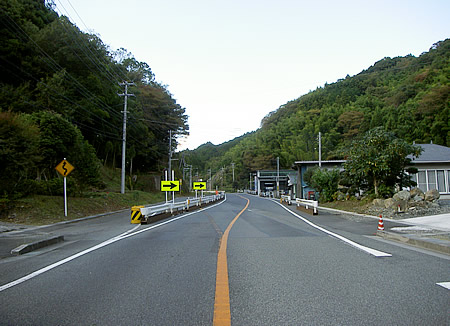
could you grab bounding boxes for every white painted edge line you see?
[0,197,227,293]
[274,200,392,257]
[436,282,450,290]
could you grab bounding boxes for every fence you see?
[295,198,318,215]
[135,193,225,223]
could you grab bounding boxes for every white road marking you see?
[274,200,392,257]
[437,282,450,290]
[0,198,227,293]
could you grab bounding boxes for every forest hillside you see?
[183,39,449,189]
[1,0,188,200]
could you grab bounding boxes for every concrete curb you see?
[376,231,449,255]
[11,236,65,256]
[318,206,407,223]
[317,205,450,255]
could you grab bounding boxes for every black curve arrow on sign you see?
[62,161,68,176]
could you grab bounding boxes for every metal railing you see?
[138,193,225,220]
[295,198,318,214]
[280,195,292,205]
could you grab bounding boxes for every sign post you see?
[55,158,74,217]
[172,170,175,204]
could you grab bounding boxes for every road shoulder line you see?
[273,199,392,257]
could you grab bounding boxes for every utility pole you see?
[231,163,235,183]
[118,81,135,194]
[168,130,172,181]
[318,131,322,168]
[221,167,225,188]
[208,168,212,191]
[189,165,192,192]
[277,157,280,198]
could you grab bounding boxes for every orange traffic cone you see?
[377,215,384,231]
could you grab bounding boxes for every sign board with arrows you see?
[193,182,207,190]
[161,180,180,192]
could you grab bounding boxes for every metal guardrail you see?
[295,198,318,214]
[137,193,225,222]
[280,195,292,205]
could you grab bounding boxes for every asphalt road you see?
[0,194,448,325]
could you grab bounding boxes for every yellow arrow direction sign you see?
[161,180,180,192]
[193,182,207,190]
[55,159,74,177]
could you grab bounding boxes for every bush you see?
[308,168,341,202]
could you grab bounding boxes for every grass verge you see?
[2,191,166,226]
[320,197,374,214]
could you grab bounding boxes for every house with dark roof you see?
[292,143,450,200]
[408,143,450,198]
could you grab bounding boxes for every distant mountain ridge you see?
[183,39,449,188]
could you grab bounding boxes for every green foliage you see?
[307,168,341,202]
[0,0,189,198]
[186,39,448,190]
[342,127,422,197]
[0,111,41,197]
[0,110,102,198]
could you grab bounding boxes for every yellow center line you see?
[213,196,250,326]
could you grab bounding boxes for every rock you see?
[410,187,425,199]
[425,189,440,201]
[393,190,411,202]
[396,199,408,212]
[384,198,408,212]
[410,200,429,209]
[412,195,424,202]
[384,198,395,209]
[372,199,384,207]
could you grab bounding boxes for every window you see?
[413,169,449,194]
[417,171,427,192]
[428,170,437,191]
[437,170,446,193]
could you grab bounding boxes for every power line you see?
[53,0,127,82]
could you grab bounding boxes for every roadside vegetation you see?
[184,40,449,192]
[1,166,166,225]
[1,1,448,223]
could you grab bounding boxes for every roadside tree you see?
[342,127,421,197]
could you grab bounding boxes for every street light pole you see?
[277,156,280,198]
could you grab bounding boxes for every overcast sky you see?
[54,0,450,151]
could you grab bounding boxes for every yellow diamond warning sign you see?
[55,159,74,177]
